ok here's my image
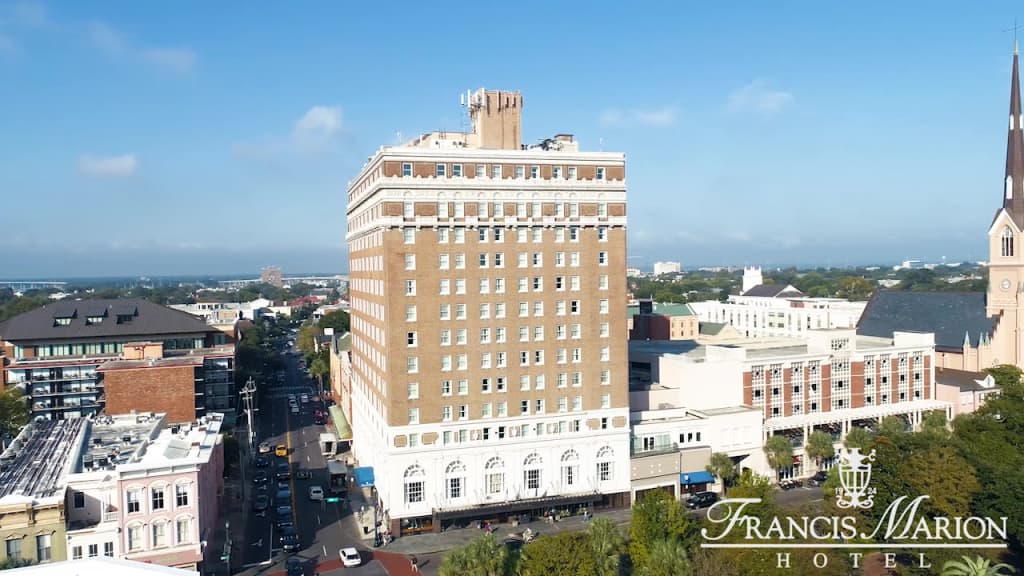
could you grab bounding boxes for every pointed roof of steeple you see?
[1004,45,1024,228]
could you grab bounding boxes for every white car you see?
[291,406,300,415]
[308,486,324,501]
[300,394,309,404]
[339,547,361,567]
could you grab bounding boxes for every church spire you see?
[1004,45,1024,226]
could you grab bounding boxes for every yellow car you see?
[275,445,288,457]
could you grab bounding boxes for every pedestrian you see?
[410,555,419,572]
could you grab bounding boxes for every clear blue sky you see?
[0,1,1020,277]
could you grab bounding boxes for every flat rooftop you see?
[74,413,165,473]
[98,345,235,371]
[0,418,87,503]
[628,334,905,362]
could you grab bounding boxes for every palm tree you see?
[706,453,737,496]
[805,430,836,472]
[941,555,1016,576]
[763,435,794,481]
[637,538,691,576]
[588,516,625,576]
[843,427,874,452]
[439,534,510,576]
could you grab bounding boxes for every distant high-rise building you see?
[260,266,283,288]
[653,261,681,275]
[345,88,631,534]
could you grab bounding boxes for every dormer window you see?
[85,316,104,325]
[1002,226,1015,257]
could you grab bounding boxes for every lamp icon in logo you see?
[835,448,877,509]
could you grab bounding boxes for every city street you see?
[237,344,386,576]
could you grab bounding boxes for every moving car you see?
[686,491,720,509]
[276,463,291,480]
[258,442,272,454]
[308,486,324,501]
[291,406,300,415]
[275,444,289,457]
[295,468,311,480]
[810,470,828,486]
[252,470,269,485]
[252,494,270,512]
[300,394,309,403]
[254,456,270,468]
[279,525,300,552]
[285,557,303,576]
[339,547,361,567]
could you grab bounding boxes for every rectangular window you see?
[438,228,449,243]
[599,275,609,290]
[448,477,462,499]
[405,253,416,270]
[454,202,465,217]
[481,353,492,368]
[406,280,416,296]
[103,542,113,557]
[533,301,544,316]
[492,165,502,178]
[599,299,609,314]
[408,408,419,425]
[598,251,608,265]
[570,276,580,291]
[436,163,447,177]
[601,393,611,409]
[515,165,525,178]
[407,382,419,399]
[452,164,462,177]
[552,166,562,179]
[482,403,492,418]
[600,369,610,385]
[478,202,488,218]
[598,203,608,217]
[521,400,530,414]
[530,165,540,178]
[403,201,414,218]
[455,304,466,320]
[535,374,546,390]
[569,202,579,217]
[476,164,486,177]
[456,329,467,345]
[459,404,468,419]
[404,228,415,243]
[407,331,417,347]
[598,227,608,241]
[127,490,140,513]
[128,526,142,551]
[407,356,419,373]
[497,377,506,391]
[494,253,504,268]
[438,201,449,218]
[532,252,543,266]
[478,253,489,268]
[442,405,452,421]
[534,350,544,365]
[568,166,577,179]
[570,251,580,266]
[558,397,568,412]
[536,399,545,413]
[442,380,452,396]
[440,355,452,371]
[495,302,506,317]
[600,322,610,337]
[455,228,465,244]
[455,278,466,294]
[440,304,451,321]
[533,277,543,291]
[496,352,507,367]
[458,380,469,395]
[439,253,449,269]
[151,486,165,510]
[406,305,417,322]
[557,371,568,386]
[176,518,190,543]
[479,279,490,295]
[5,539,21,560]
[596,166,606,180]
[402,162,412,177]
[405,481,424,504]
[152,522,166,548]
[439,279,450,295]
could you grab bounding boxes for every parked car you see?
[686,491,720,509]
[252,494,270,512]
[810,470,829,486]
[291,406,300,415]
[252,470,269,485]
[258,442,272,454]
[308,486,324,501]
[295,468,311,480]
[276,506,294,528]
[300,394,309,403]
[339,547,361,567]
[275,488,292,505]
[275,444,289,457]
[279,526,300,552]
[254,455,270,468]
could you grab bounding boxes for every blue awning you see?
[353,466,375,487]
[680,471,715,485]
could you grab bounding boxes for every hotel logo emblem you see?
[835,447,876,510]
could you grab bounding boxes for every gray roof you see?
[741,284,805,298]
[0,298,216,342]
[935,368,998,392]
[857,290,994,350]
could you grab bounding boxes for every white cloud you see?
[142,48,195,72]
[727,80,793,115]
[88,20,195,72]
[294,106,343,139]
[599,106,678,127]
[78,154,138,178]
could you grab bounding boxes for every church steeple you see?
[1004,44,1024,227]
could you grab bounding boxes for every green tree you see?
[835,276,875,301]
[0,388,30,440]
[439,533,511,576]
[519,531,596,576]
[309,352,330,395]
[843,427,874,452]
[902,446,979,518]
[877,415,908,439]
[706,453,737,496]
[805,430,836,471]
[587,516,625,576]
[984,364,1023,389]
[318,309,350,334]
[941,555,1016,576]
[726,469,778,520]
[763,435,794,480]
[628,490,698,571]
[636,538,691,576]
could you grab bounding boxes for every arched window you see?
[523,453,543,491]
[1003,226,1015,258]
[596,446,615,483]
[484,457,504,496]
[445,461,466,500]
[560,450,580,489]
[403,465,426,505]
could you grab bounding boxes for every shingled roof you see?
[0,298,216,342]
[856,291,994,351]
[741,284,805,298]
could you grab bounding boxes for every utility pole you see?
[240,377,258,451]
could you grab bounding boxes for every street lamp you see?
[240,377,258,451]
[372,486,382,547]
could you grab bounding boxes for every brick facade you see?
[103,366,197,423]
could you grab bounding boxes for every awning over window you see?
[328,405,352,440]
[353,466,375,488]
[680,471,715,485]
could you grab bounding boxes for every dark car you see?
[285,557,303,576]
[295,468,311,480]
[686,491,720,509]
[253,494,270,512]
[275,489,291,506]
[275,506,294,528]
[810,470,828,486]
[276,463,291,480]
[252,470,269,485]
[254,456,270,468]
[279,525,300,552]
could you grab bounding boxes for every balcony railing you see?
[630,442,680,458]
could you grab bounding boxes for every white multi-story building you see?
[688,267,867,339]
[345,88,631,535]
[652,261,681,276]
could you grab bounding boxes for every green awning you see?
[329,405,352,440]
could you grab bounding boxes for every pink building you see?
[934,368,1000,416]
[65,413,224,573]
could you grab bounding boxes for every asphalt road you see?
[237,346,386,576]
